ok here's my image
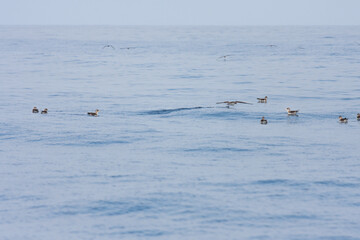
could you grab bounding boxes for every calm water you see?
[1,26,360,240]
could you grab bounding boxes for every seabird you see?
[32,107,39,113]
[286,107,299,115]
[260,117,268,124]
[357,113,360,120]
[119,47,136,50]
[103,45,115,49]
[257,96,268,103]
[339,116,348,123]
[217,55,231,61]
[41,108,48,114]
[217,101,252,108]
[88,109,100,116]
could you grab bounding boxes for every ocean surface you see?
[1,26,360,240]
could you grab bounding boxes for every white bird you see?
[286,107,299,115]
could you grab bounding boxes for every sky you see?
[1,0,360,25]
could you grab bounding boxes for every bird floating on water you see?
[339,116,348,123]
[32,107,39,113]
[260,117,268,125]
[103,45,115,49]
[257,96,268,103]
[286,107,299,115]
[357,113,360,120]
[217,101,252,108]
[88,109,100,116]
[41,108,48,114]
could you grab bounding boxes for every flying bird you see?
[119,47,136,50]
[217,101,252,108]
[103,45,115,49]
[217,55,232,61]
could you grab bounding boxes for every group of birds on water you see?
[31,107,47,114]
[218,97,360,124]
[216,96,300,125]
[36,43,360,124]
[217,96,360,124]
[32,95,360,124]
[33,107,99,116]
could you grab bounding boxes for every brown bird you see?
[260,116,268,124]
[88,109,100,116]
[217,101,252,108]
[41,108,48,114]
[357,113,360,120]
[338,116,348,123]
[286,107,299,115]
[217,55,232,61]
[103,44,115,49]
[257,96,268,103]
[32,107,39,113]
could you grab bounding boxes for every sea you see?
[0,26,360,240]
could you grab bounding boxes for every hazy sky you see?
[1,0,360,25]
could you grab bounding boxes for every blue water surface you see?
[0,26,360,240]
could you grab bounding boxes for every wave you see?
[251,179,360,188]
[55,200,152,217]
[184,147,252,152]
[252,179,291,185]
[44,139,130,146]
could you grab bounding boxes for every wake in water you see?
[142,106,211,115]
